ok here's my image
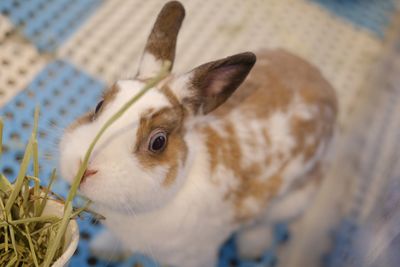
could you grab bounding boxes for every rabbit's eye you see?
[148,131,167,153]
[94,100,104,114]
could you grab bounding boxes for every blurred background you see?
[1,0,400,266]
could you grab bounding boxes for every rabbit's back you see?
[215,49,337,118]
[200,49,337,222]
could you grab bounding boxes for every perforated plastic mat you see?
[1,0,399,266]
[0,0,102,52]
[311,0,395,36]
[325,20,400,267]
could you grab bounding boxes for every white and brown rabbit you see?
[59,1,337,267]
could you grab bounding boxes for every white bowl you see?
[42,200,79,267]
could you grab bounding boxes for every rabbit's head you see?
[59,1,256,213]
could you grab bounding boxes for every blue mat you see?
[311,0,396,37]
[0,0,103,52]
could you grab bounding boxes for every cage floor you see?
[0,0,398,266]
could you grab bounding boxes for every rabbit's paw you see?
[237,224,274,260]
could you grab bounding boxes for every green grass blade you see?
[0,243,9,250]
[30,219,61,236]
[24,224,39,267]
[33,140,39,178]
[42,202,72,267]
[32,139,40,217]
[37,169,57,217]
[5,255,17,267]
[0,174,12,193]
[8,223,18,257]
[0,118,3,160]
[71,200,91,218]
[9,215,60,225]
[5,106,39,213]
[33,178,40,217]
[0,197,8,251]
[32,106,39,139]
[22,177,30,217]
[4,140,33,213]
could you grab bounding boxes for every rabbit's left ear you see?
[136,1,185,79]
[174,52,256,115]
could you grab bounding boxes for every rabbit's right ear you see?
[136,1,185,79]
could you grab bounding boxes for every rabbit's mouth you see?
[80,168,98,185]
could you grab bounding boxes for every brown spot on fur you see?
[261,50,337,113]
[203,127,219,173]
[135,106,188,187]
[67,112,92,131]
[265,156,273,165]
[141,1,185,72]
[290,94,335,163]
[200,49,337,222]
[202,122,242,177]
[231,161,289,222]
[102,83,120,109]
[93,83,120,119]
[213,49,336,121]
[163,164,178,187]
[160,85,180,107]
[212,57,294,118]
[67,84,120,131]
[290,116,319,161]
[262,128,271,147]
[234,172,283,221]
[202,122,283,222]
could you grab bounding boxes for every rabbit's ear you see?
[177,52,256,115]
[136,1,185,79]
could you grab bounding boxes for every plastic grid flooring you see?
[0,14,13,41]
[0,0,103,52]
[326,25,400,267]
[0,34,48,107]
[311,0,396,37]
[1,0,399,266]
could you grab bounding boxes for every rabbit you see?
[59,1,337,267]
